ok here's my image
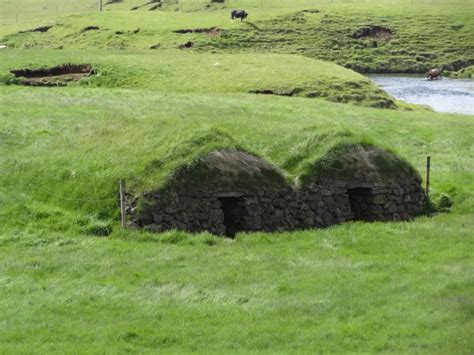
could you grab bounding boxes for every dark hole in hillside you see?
[219,197,245,237]
[82,26,100,32]
[150,43,161,49]
[348,188,374,221]
[178,41,194,49]
[174,27,222,36]
[10,64,95,86]
[20,25,53,33]
[352,25,393,41]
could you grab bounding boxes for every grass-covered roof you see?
[138,129,420,195]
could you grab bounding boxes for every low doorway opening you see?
[348,187,374,221]
[219,197,245,237]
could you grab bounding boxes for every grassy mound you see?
[0,49,398,108]
[298,142,419,185]
[162,148,289,193]
[141,139,422,208]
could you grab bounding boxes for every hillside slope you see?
[2,3,473,73]
[1,85,472,226]
[0,50,400,108]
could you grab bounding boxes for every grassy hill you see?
[2,1,473,73]
[1,82,473,352]
[0,0,473,353]
[0,50,399,108]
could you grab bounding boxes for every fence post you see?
[119,179,126,227]
[425,156,431,200]
[99,0,103,12]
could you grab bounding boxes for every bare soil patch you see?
[174,27,222,36]
[352,25,393,41]
[250,88,303,97]
[10,64,95,86]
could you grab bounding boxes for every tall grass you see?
[0,0,473,352]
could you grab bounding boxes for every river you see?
[368,75,474,115]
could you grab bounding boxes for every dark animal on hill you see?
[231,10,248,22]
[426,68,442,80]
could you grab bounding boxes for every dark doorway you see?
[219,197,244,237]
[348,188,374,221]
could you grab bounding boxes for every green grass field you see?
[2,0,473,73]
[1,0,473,353]
[0,50,401,108]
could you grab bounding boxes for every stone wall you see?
[131,173,426,236]
[134,188,295,235]
[130,147,427,236]
[301,176,426,226]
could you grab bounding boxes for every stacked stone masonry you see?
[131,149,427,236]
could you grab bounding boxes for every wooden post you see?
[425,156,431,200]
[99,0,103,12]
[119,179,126,227]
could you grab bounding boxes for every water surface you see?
[369,75,474,115]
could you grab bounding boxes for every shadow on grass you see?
[243,21,261,31]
